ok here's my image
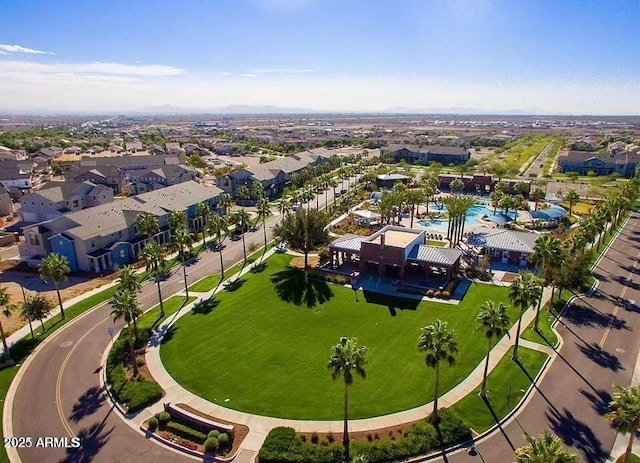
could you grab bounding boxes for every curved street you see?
[7,185,640,463]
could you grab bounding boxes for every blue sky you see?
[0,0,638,114]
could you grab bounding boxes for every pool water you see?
[418,205,512,233]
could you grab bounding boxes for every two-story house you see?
[19,181,114,223]
[20,181,223,273]
[129,164,198,194]
[386,145,471,166]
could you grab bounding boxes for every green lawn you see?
[451,346,548,433]
[161,254,520,420]
[188,274,222,293]
[521,303,559,347]
[135,295,196,343]
[617,454,640,463]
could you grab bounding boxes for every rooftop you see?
[367,226,423,248]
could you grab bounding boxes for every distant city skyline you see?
[1,0,638,115]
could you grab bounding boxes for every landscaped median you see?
[105,295,195,413]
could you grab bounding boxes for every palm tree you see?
[376,191,396,225]
[564,189,580,216]
[508,272,542,360]
[489,162,508,182]
[417,320,459,422]
[117,265,140,294]
[514,431,579,463]
[0,288,14,365]
[256,198,272,252]
[236,185,251,208]
[251,181,264,201]
[327,337,367,460]
[139,241,166,316]
[208,214,228,278]
[110,289,142,377]
[476,301,511,398]
[39,253,70,320]
[606,385,640,463]
[529,235,564,330]
[530,188,546,211]
[168,210,187,235]
[231,209,252,263]
[195,201,211,246]
[405,189,425,228]
[219,193,233,216]
[21,294,53,334]
[172,227,193,298]
[136,211,159,242]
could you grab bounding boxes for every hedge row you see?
[259,409,471,463]
[167,421,207,443]
[106,339,163,413]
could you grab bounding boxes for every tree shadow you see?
[362,291,420,312]
[160,325,178,344]
[250,262,268,274]
[59,420,113,463]
[546,407,608,463]
[224,278,246,292]
[270,269,334,308]
[191,298,220,315]
[477,394,516,451]
[578,388,612,417]
[576,342,624,372]
[562,304,627,331]
[69,386,106,423]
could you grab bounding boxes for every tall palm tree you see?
[39,253,70,320]
[110,289,142,377]
[327,337,367,460]
[376,191,396,225]
[139,241,166,316]
[195,201,211,246]
[256,198,272,252]
[606,385,640,463]
[219,193,233,217]
[172,227,193,298]
[208,214,228,278]
[236,184,251,209]
[417,320,459,422]
[231,209,252,263]
[515,431,579,463]
[564,189,580,216]
[251,181,264,202]
[529,235,564,330]
[168,210,187,235]
[136,211,159,242]
[405,189,425,228]
[508,271,542,360]
[117,265,140,294]
[476,301,511,398]
[0,288,14,365]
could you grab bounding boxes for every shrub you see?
[428,408,472,447]
[217,432,230,448]
[126,380,163,413]
[434,290,442,298]
[326,432,334,443]
[207,430,221,440]
[166,421,207,443]
[426,289,435,298]
[441,290,450,299]
[147,417,158,431]
[311,431,319,444]
[156,411,171,426]
[204,437,219,453]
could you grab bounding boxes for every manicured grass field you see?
[161,254,519,420]
[521,304,559,347]
[451,346,548,433]
[617,454,640,463]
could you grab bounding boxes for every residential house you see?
[165,142,185,155]
[0,185,13,217]
[19,181,114,223]
[386,145,471,166]
[125,141,144,153]
[129,164,198,194]
[71,166,127,194]
[329,225,462,283]
[0,159,37,197]
[557,148,640,177]
[147,144,166,155]
[20,181,223,273]
[217,148,334,197]
[466,227,540,267]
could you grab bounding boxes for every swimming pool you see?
[418,205,513,233]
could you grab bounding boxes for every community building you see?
[19,181,222,273]
[438,174,531,196]
[329,225,463,283]
[466,227,540,267]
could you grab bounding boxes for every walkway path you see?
[142,258,556,460]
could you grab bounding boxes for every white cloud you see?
[238,73,258,78]
[0,60,184,76]
[250,68,312,74]
[0,44,54,55]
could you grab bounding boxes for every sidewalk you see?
[141,266,556,456]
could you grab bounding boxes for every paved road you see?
[521,141,555,178]
[10,173,360,463]
[441,213,640,463]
